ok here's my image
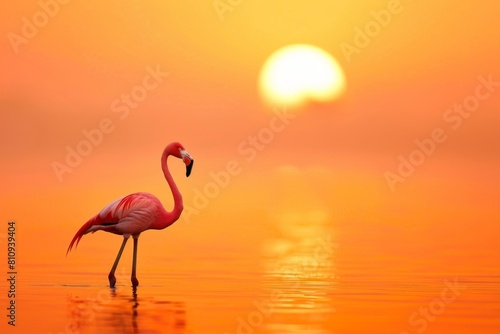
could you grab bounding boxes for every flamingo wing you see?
[66,193,159,254]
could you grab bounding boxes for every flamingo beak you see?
[180,149,194,177]
[185,158,193,177]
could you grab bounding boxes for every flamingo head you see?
[169,142,194,177]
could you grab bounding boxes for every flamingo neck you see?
[158,147,183,228]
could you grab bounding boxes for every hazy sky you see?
[0,0,499,269]
[2,1,499,176]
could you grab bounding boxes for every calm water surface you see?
[3,224,499,334]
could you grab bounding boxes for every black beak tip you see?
[186,160,194,177]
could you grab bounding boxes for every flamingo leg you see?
[108,236,129,288]
[131,236,139,287]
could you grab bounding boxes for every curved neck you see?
[160,148,183,226]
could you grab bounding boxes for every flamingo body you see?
[67,192,169,252]
[67,142,193,288]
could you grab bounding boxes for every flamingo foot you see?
[108,273,117,288]
[131,276,139,287]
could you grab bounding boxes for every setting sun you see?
[259,44,346,108]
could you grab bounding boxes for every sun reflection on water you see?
[262,208,338,334]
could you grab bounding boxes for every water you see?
[2,224,499,333]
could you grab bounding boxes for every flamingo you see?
[67,142,193,288]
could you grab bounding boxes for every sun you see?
[259,44,346,108]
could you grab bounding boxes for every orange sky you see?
[0,0,499,298]
[1,3,500,334]
[1,1,499,173]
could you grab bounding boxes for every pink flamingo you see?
[67,142,193,288]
